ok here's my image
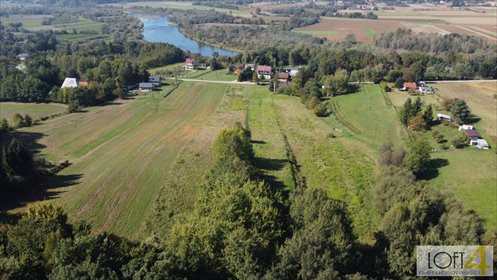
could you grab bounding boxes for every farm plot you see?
[0,102,67,121]
[294,17,406,43]
[15,82,227,238]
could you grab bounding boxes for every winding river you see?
[139,16,238,57]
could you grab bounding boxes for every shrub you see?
[452,134,469,149]
[313,103,328,117]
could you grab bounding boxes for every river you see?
[138,16,238,57]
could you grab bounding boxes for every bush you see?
[313,103,328,117]
[452,134,469,149]
[432,131,445,143]
[12,113,25,128]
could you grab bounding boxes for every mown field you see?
[14,82,228,237]
[1,15,109,42]
[0,102,67,121]
[6,80,495,240]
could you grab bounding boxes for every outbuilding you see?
[475,139,489,150]
[437,113,451,122]
[139,82,155,91]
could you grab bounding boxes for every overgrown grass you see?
[362,27,375,40]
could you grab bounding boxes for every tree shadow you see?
[5,131,47,155]
[0,130,82,224]
[254,157,289,171]
[420,158,450,180]
[0,174,82,224]
[465,114,481,124]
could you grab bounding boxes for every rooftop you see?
[257,65,272,73]
[464,129,481,138]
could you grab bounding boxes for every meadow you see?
[13,83,227,237]
[0,102,67,121]
[0,15,109,42]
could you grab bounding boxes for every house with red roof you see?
[402,82,417,91]
[277,72,289,83]
[184,58,197,71]
[256,65,272,80]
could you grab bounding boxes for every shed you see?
[475,139,489,150]
[437,113,451,122]
[458,125,474,131]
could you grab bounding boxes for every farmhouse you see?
[149,75,161,86]
[277,72,290,83]
[437,113,451,122]
[139,82,156,91]
[256,65,272,80]
[61,78,79,89]
[464,129,481,144]
[184,58,197,71]
[401,82,417,91]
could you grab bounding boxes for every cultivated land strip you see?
[19,82,226,237]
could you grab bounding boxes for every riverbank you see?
[137,15,239,57]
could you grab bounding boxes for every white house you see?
[61,78,79,89]
[458,124,474,131]
[475,139,489,150]
[437,113,451,122]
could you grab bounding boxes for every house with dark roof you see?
[139,82,156,91]
[256,65,272,80]
[149,76,161,86]
[464,129,482,145]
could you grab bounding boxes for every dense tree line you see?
[376,28,493,54]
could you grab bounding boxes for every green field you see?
[362,27,376,40]
[331,85,408,148]
[190,69,237,81]
[0,102,67,121]
[294,30,339,36]
[0,17,45,28]
[15,82,228,237]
